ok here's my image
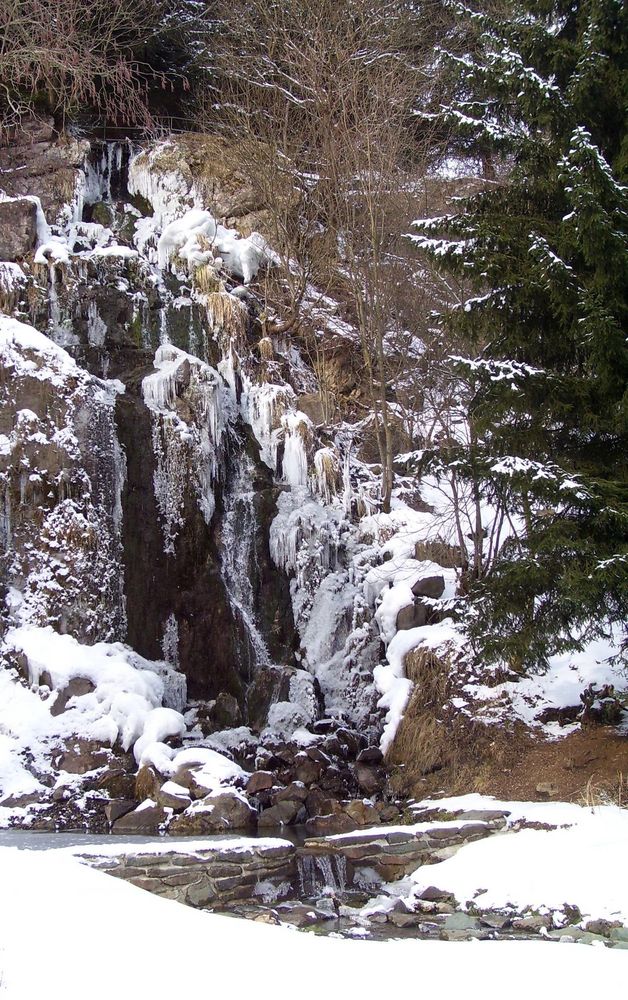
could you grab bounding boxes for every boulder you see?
[396,601,429,631]
[343,800,380,826]
[156,781,192,811]
[211,691,243,730]
[135,765,162,802]
[112,802,168,835]
[258,800,302,827]
[411,574,445,600]
[294,755,322,786]
[168,791,256,835]
[354,763,386,797]
[305,812,358,836]
[273,781,308,804]
[54,739,109,775]
[246,770,274,794]
[356,746,383,765]
[0,199,38,260]
[104,799,136,826]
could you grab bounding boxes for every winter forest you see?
[0,1,627,995]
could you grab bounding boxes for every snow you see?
[0,315,77,374]
[374,616,464,752]
[0,846,625,1000]
[468,633,626,735]
[157,207,269,283]
[167,746,245,791]
[0,626,186,813]
[407,796,628,925]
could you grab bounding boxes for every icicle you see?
[313,446,340,503]
[280,412,312,487]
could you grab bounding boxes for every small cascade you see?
[297,853,348,899]
[220,450,271,679]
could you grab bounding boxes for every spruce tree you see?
[412,0,628,669]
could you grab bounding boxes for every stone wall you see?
[82,840,296,908]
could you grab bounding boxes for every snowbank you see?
[0,847,625,1000]
[0,626,186,815]
[408,796,628,925]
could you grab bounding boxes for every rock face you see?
[0,130,401,835]
[0,318,126,641]
[0,199,38,260]
[0,118,89,224]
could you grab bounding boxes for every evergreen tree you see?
[412,0,628,669]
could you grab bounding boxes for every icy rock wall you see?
[270,489,380,727]
[0,317,126,642]
[142,344,234,553]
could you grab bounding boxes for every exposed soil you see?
[485,725,628,805]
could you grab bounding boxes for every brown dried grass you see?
[386,646,525,799]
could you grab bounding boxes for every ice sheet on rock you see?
[0,315,79,376]
[141,344,234,550]
[240,381,297,471]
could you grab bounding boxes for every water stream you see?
[220,450,272,680]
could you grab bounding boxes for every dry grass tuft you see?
[387,646,523,798]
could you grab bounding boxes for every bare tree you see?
[0,0,166,135]
[207,0,445,509]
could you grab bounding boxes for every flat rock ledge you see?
[302,818,504,880]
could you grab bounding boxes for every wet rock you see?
[0,198,38,260]
[156,781,192,811]
[135,765,162,802]
[258,800,302,827]
[211,692,243,730]
[54,740,109,775]
[416,885,455,903]
[375,803,402,823]
[97,767,137,800]
[305,812,357,836]
[356,746,383,764]
[343,800,380,826]
[273,781,308,804]
[294,755,322,785]
[443,912,481,932]
[247,666,292,732]
[335,729,365,756]
[479,912,511,929]
[105,799,137,826]
[168,792,256,835]
[584,919,622,937]
[396,601,429,631]
[276,903,335,927]
[512,914,553,932]
[112,802,168,835]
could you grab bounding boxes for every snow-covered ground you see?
[0,843,625,1000]
[405,795,628,926]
